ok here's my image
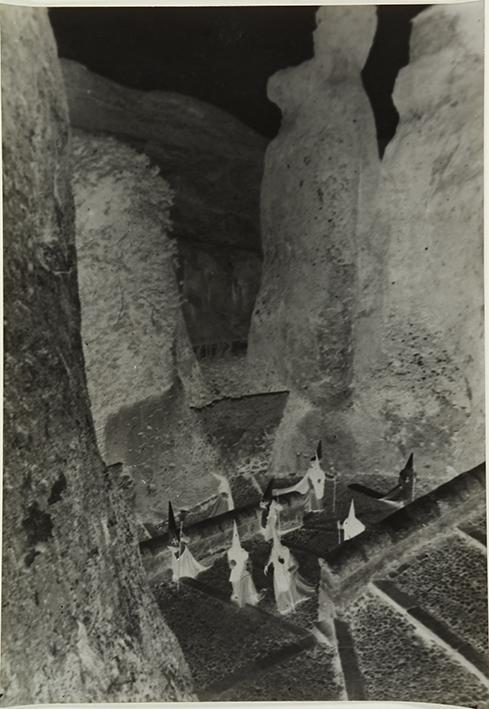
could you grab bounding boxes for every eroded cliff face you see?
[2,7,194,702]
[248,7,380,477]
[351,2,484,481]
[249,3,483,485]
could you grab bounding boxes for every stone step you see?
[374,579,489,681]
[152,577,302,695]
[345,589,489,706]
[333,618,367,700]
[388,532,489,658]
[200,633,317,699]
[207,642,345,701]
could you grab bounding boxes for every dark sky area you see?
[49,5,427,153]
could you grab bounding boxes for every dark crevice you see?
[48,472,67,505]
[22,503,53,546]
[362,5,430,158]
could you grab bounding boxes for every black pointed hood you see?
[316,440,323,461]
[262,477,275,503]
[168,501,180,546]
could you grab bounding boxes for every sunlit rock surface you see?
[249,4,483,484]
[248,7,380,477]
[2,7,193,702]
[72,130,207,436]
[71,130,228,514]
[351,2,484,481]
[61,59,265,349]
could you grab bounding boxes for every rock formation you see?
[71,130,205,437]
[61,59,265,351]
[351,2,484,482]
[72,129,228,516]
[248,6,380,476]
[249,2,483,486]
[2,7,194,702]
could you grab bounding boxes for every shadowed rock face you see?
[2,7,193,702]
[61,59,265,349]
[104,383,224,522]
[248,3,483,484]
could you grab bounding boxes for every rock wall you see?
[71,130,207,438]
[249,3,483,486]
[2,7,194,702]
[179,240,261,348]
[248,7,380,477]
[351,2,484,482]
[104,383,224,523]
[71,129,227,516]
[61,59,265,351]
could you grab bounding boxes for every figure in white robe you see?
[272,451,326,513]
[304,455,326,512]
[261,498,283,541]
[342,499,365,541]
[264,536,314,615]
[227,522,260,607]
[208,472,235,517]
[169,534,209,583]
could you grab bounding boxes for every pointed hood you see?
[262,477,275,503]
[230,521,242,551]
[400,452,415,483]
[228,520,248,566]
[316,440,323,461]
[347,498,357,522]
[168,501,180,546]
[343,498,365,540]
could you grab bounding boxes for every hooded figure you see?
[398,453,416,503]
[264,536,314,615]
[270,442,326,514]
[227,522,260,607]
[168,503,209,583]
[263,498,284,541]
[209,471,235,516]
[305,444,326,512]
[260,478,283,541]
[342,499,365,541]
[347,453,416,509]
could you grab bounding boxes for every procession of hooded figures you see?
[165,441,381,617]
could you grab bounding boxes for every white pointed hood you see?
[227,521,248,565]
[343,499,365,540]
